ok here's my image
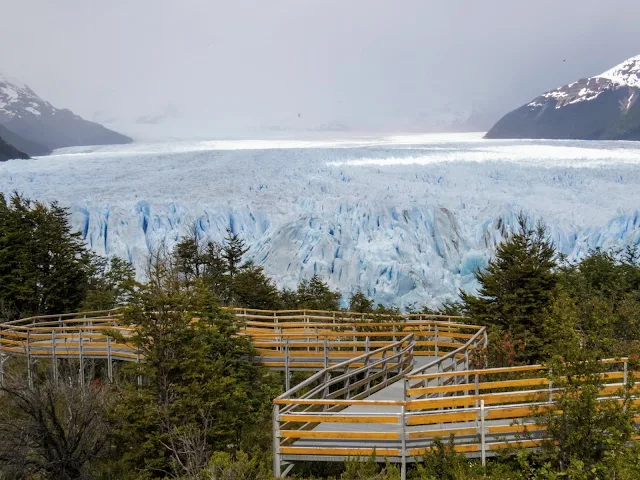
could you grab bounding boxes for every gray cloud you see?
[2,0,640,137]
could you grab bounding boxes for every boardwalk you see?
[0,308,636,479]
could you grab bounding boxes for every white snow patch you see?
[24,106,41,117]
[596,54,640,88]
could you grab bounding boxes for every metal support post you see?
[137,349,142,386]
[27,330,33,389]
[273,405,281,478]
[284,337,290,391]
[352,326,356,352]
[434,324,439,357]
[323,336,329,369]
[79,330,84,386]
[480,400,486,466]
[0,355,5,387]
[475,373,480,407]
[107,336,113,382]
[51,330,57,383]
[400,404,407,480]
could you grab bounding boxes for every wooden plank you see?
[279,430,399,440]
[485,406,540,420]
[479,378,549,389]
[407,382,475,396]
[408,426,478,439]
[274,399,404,406]
[280,447,400,456]
[409,443,479,456]
[279,414,398,424]
[407,364,545,380]
[407,411,477,426]
[488,423,546,434]
[488,439,540,450]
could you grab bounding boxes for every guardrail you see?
[273,334,415,477]
[273,357,640,479]
[0,309,478,387]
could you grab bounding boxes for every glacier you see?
[1,132,640,309]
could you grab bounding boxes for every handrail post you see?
[352,326,356,352]
[0,355,5,387]
[323,336,329,369]
[79,329,85,387]
[480,400,486,466]
[107,336,113,382]
[548,368,553,403]
[273,404,281,478]
[51,330,57,384]
[400,403,407,480]
[624,359,629,389]
[474,373,480,407]
[27,330,33,389]
[434,324,439,357]
[285,337,290,391]
[136,349,142,386]
[465,350,470,396]
[452,357,458,400]
[483,329,488,367]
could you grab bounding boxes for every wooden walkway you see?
[1,308,636,479]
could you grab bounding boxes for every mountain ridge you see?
[486,55,640,140]
[0,74,132,154]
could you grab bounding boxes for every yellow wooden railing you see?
[273,357,639,478]
[0,308,480,387]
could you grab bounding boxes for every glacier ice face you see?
[1,132,640,309]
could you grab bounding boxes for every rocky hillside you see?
[486,55,640,140]
[0,134,28,161]
[0,74,132,155]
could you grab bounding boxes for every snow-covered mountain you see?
[1,134,640,309]
[486,55,640,140]
[0,73,132,155]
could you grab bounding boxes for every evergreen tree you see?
[296,274,341,311]
[173,225,207,284]
[232,262,281,310]
[83,257,137,310]
[112,266,277,477]
[222,227,249,278]
[0,193,96,319]
[279,288,300,309]
[461,215,557,361]
[349,289,374,313]
[201,240,229,298]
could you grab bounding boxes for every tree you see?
[349,290,374,313]
[0,193,97,320]
[535,356,640,478]
[173,224,208,284]
[555,248,640,357]
[111,260,277,477]
[0,371,113,480]
[461,215,558,362]
[222,227,249,279]
[83,257,137,310]
[232,262,281,310]
[296,274,342,311]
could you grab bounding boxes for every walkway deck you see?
[1,308,636,480]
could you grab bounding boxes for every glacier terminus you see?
[1,132,639,309]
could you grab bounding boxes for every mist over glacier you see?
[1,133,640,309]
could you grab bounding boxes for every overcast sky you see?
[2,0,640,137]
